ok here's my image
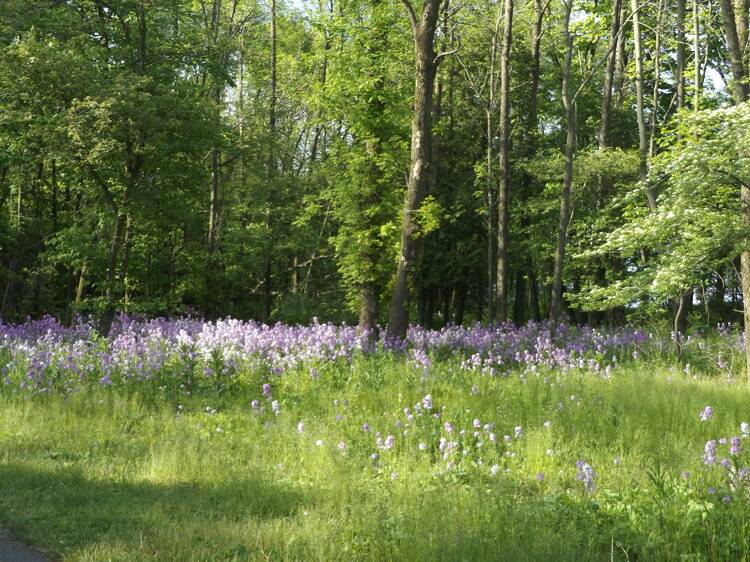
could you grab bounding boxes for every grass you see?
[2,355,750,561]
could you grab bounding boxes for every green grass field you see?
[2,355,750,561]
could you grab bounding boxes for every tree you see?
[387,0,446,339]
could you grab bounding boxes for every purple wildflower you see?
[576,461,597,493]
[731,436,742,456]
[703,440,717,465]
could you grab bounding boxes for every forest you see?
[3,1,750,561]
[2,0,748,340]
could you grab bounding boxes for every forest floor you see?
[1,354,750,561]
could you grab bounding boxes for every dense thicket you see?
[1,0,748,336]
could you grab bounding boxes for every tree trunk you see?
[496,0,513,323]
[264,0,278,323]
[75,266,87,304]
[693,0,701,110]
[359,283,379,337]
[549,0,575,332]
[530,267,541,322]
[387,0,442,339]
[100,211,126,335]
[719,0,750,378]
[613,0,628,106]
[486,110,497,323]
[631,0,656,210]
[598,0,622,149]
[648,0,663,158]
[513,269,526,326]
[453,283,467,325]
[512,0,544,328]
[676,0,687,110]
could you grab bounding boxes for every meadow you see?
[1,316,750,561]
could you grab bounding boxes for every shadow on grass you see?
[0,463,312,561]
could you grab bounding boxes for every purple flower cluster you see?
[576,461,597,493]
[700,406,713,421]
[0,315,649,393]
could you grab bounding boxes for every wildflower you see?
[297,422,305,433]
[490,464,500,476]
[383,434,395,450]
[338,441,346,453]
[742,422,749,438]
[504,435,512,444]
[471,384,480,395]
[536,472,545,481]
[703,440,717,465]
[362,422,370,432]
[444,422,454,434]
[576,461,597,493]
[722,495,732,503]
[419,442,427,451]
[731,436,742,456]
[489,433,497,443]
[543,420,551,429]
[251,399,261,414]
[271,400,281,415]
[700,406,713,422]
[422,394,433,410]
[262,383,272,399]
[473,418,481,429]
[390,472,398,480]
[514,426,523,439]
[315,439,324,447]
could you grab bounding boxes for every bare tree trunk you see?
[632,0,656,210]
[693,0,701,110]
[677,0,687,109]
[513,0,544,328]
[208,148,220,257]
[549,0,575,332]
[496,0,513,323]
[673,0,692,347]
[387,0,443,339]
[75,265,87,304]
[649,0,663,158]
[598,0,622,149]
[100,211,127,335]
[264,0,278,323]
[613,0,628,105]
[530,267,541,322]
[121,213,133,304]
[486,109,497,323]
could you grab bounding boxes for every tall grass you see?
[2,351,750,561]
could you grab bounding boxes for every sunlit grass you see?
[2,356,750,561]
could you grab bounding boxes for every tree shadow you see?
[0,463,312,561]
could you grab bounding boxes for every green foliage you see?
[575,105,750,311]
